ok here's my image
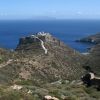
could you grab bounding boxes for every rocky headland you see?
[0,32,100,100]
[4,32,86,84]
[76,33,100,44]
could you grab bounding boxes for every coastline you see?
[0,20,100,52]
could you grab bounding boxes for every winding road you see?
[0,59,13,68]
[31,35,48,54]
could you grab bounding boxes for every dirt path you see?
[0,59,13,68]
[31,35,48,54]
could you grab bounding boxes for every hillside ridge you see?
[0,32,86,85]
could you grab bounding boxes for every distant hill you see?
[76,33,100,44]
[31,16,57,20]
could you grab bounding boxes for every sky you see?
[0,0,100,20]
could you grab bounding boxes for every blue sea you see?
[0,19,100,52]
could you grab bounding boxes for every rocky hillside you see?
[77,33,100,75]
[0,80,100,100]
[87,44,100,75]
[0,48,14,64]
[0,32,86,85]
[0,32,100,100]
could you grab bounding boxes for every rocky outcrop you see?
[76,33,100,56]
[81,72,100,91]
[76,33,100,44]
[16,32,61,52]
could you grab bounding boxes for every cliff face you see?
[0,32,86,85]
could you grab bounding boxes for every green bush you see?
[15,80,33,85]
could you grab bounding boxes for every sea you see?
[0,19,100,53]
